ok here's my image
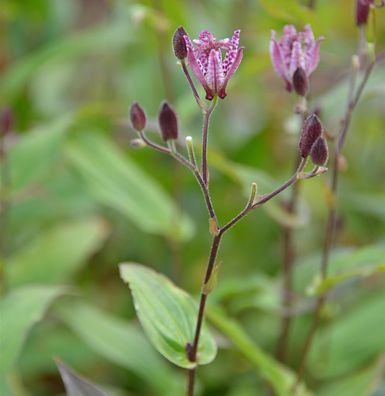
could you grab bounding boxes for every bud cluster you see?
[299,114,328,166]
[129,101,179,144]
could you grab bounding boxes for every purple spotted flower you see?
[270,25,323,92]
[183,30,243,100]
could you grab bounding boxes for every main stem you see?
[187,233,222,396]
[294,59,376,387]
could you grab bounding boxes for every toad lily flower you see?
[183,30,243,100]
[270,25,323,93]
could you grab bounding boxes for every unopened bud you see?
[356,0,372,26]
[299,114,323,158]
[129,102,146,131]
[352,54,360,70]
[310,137,329,166]
[158,102,178,141]
[293,67,309,97]
[1,108,13,136]
[130,138,146,149]
[172,26,188,60]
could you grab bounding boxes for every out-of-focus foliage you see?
[0,0,384,395]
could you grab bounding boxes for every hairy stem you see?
[294,58,376,388]
[138,131,217,221]
[201,97,217,186]
[181,60,202,108]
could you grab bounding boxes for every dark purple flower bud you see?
[299,114,323,158]
[310,136,328,165]
[293,67,309,97]
[173,26,188,60]
[356,0,372,26]
[1,108,13,136]
[158,102,178,141]
[129,102,146,131]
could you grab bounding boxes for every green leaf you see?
[19,324,99,379]
[0,286,65,376]
[211,275,280,314]
[66,133,194,240]
[308,263,385,295]
[294,244,385,293]
[317,358,385,396]
[5,115,74,190]
[6,218,109,287]
[59,302,182,396]
[119,263,217,369]
[309,291,385,378]
[56,360,108,396]
[206,305,311,396]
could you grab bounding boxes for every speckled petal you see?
[289,41,305,80]
[223,30,240,75]
[306,38,323,75]
[206,49,224,96]
[270,31,287,81]
[218,47,243,99]
[184,34,212,96]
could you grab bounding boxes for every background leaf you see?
[58,301,182,396]
[0,286,64,375]
[5,114,74,190]
[66,133,194,240]
[207,305,311,396]
[6,218,109,287]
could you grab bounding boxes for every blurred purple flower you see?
[183,30,243,100]
[270,25,323,92]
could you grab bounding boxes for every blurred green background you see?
[1,0,385,395]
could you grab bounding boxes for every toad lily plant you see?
[120,25,329,396]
